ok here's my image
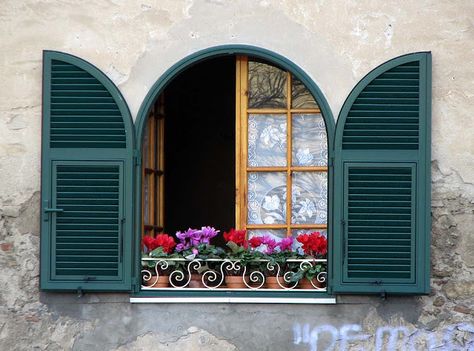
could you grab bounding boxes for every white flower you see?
[263,216,276,224]
[298,198,316,218]
[260,125,285,148]
[262,195,280,211]
[296,148,314,165]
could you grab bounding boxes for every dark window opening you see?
[163,56,236,237]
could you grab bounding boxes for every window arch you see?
[135,46,335,293]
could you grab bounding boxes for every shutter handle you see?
[44,207,64,222]
[44,208,64,213]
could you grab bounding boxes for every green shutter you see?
[332,53,431,294]
[40,51,135,291]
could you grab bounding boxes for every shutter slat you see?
[342,61,421,150]
[345,165,415,282]
[49,59,126,148]
[53,164,122,278]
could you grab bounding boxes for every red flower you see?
[296,231,327,257]
[154,233,176,254]
[143,235,155,251]
[142,234,176,254]
[223,228,248,248]
[249,236,264,248]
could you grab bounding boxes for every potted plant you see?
[292,231,328,289]
[249,235,300,289]
[141,234,176,288]
[175,226,223,288]
[223,229,262,289]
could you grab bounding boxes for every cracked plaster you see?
[0,1,473,350]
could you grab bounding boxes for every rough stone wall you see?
[0,1,473,350]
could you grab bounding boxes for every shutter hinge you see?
[329,156,335,168]
[341,219,346,266]
[77,287,83,298]
[119,218,125,263]
[133,150,141,167]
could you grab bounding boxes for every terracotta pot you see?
[225,275,247,289]
[265,276,285,289]
[299,278,326,290]
[188,274,205,288]
[143,275,169,288]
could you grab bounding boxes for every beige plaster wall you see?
[0,1,473,350]
[1,0,474,204]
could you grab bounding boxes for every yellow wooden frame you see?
[142,96,165,238]
[236,56,328,237]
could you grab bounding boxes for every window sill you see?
[131,290,336,304]
[130,297,336,304]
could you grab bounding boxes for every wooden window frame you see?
[236,56,328,237]
[142,96,165,238]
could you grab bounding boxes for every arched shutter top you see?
[335,52,430,151]
[43,51,134,150]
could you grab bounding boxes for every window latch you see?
[43,206,64,222]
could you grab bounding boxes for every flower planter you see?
[299,278,325,290]
[225,275,247,289]
[265,276,285,289]
[188,274,205,288]
[143,275,169,288]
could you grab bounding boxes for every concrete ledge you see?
[130,297,337,304]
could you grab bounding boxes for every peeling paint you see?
[0,1,473,350]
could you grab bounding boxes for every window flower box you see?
[141,257,327,291]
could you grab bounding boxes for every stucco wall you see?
[0,1,473,350]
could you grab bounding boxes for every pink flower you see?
[278,237,294,252]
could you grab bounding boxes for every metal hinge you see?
[329,156,335,168]
[341,219,346,266]
[133,150,141,167]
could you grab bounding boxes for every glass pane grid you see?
[243,59,328,239]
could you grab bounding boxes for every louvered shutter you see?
[40,51,135,291]
[331,53,431,294]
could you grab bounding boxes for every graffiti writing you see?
[293,322,474,351]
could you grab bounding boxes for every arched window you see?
[141,56,329,249]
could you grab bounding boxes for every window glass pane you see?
[291,76,318,109]
[291,172,327,225]
[248,60,287,108]
[291,229,327,253]
[248,114,287,167]
[248,229,287,241]
[292,114,328,166]
[248,172,286,225]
